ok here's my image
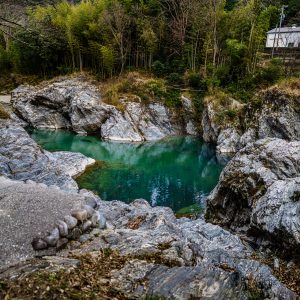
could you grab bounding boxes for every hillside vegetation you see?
[1,0,299,91]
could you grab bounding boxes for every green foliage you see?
[255,58,284,84]
[0,104,10,119]
[152,60,165,77]
[187,73,202,89]
[0,46,12,71]
[166,73,183,85]
[0,0,288,94]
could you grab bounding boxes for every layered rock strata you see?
[206,138,300,254]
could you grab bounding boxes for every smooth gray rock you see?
[56,220,68,237]
[44,228,60,247]
[0,177,85,265]
[206,138,300,253]
[63,215,78,230]
[31,238,48,251]
[73,199,296,299]
[81,220,92,232]
[71,209,88,222]
[82,205,95,218]
[0,126,95,192]
[12,77,197,140]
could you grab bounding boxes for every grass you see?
[204,90,244,128]
[0,103,10,119]
[0,248,181,299]
[176,203,202,219]
[0,251,128,300]
[102,72,182,109]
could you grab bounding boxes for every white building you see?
[266,25,300,48]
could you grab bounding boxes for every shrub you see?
[0,104,10,119]
[187,73,202,88]
[164,89,181,108]
[152,60,166,77]
[256,58,284,84]
[166,73,183,85]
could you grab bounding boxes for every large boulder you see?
[0,125,95,191]
[201,99,244,153]
[12,78,111,134]
[255,84,300,141]
[12,76,196,140]
[206,138,300,253]
[201,81,300,153]
[101,102,179,142]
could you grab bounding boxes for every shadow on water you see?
[27,128,230,213]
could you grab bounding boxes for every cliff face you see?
[201,79,300,153]
[205,79,300,254]
[12,75,197,141]
[206,138,300,253]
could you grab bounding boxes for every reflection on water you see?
[28,128,228,212]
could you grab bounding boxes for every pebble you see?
[91,211,100,227]
[44,228,60,247]
[82,205,95,218]
[79,234,90,243]
[287,261,295,268]
[56,238,69,250]
[31,238,48,250]
[82,220,92,232]
[57,220,68,237]
[274,258,280,269]
[71,209,88,222]
[98,212,107,229]
[90,228,101,236]
[64,215,78,229]
[85,196,100,209]
[68,227,81,240]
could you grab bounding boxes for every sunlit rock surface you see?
[206,138,300,253]
[12,76,196,141]
[0,125,95,191]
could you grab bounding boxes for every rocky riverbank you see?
[206,138,300,255]
[11,74,197,141]
[0,77,299,299]
[202,79,300,153]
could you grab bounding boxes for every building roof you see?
[268,26,300,34]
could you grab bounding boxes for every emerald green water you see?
[28,129,227,213]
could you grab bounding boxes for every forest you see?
[0,0,300,95]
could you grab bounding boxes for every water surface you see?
[28,129,227,213]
